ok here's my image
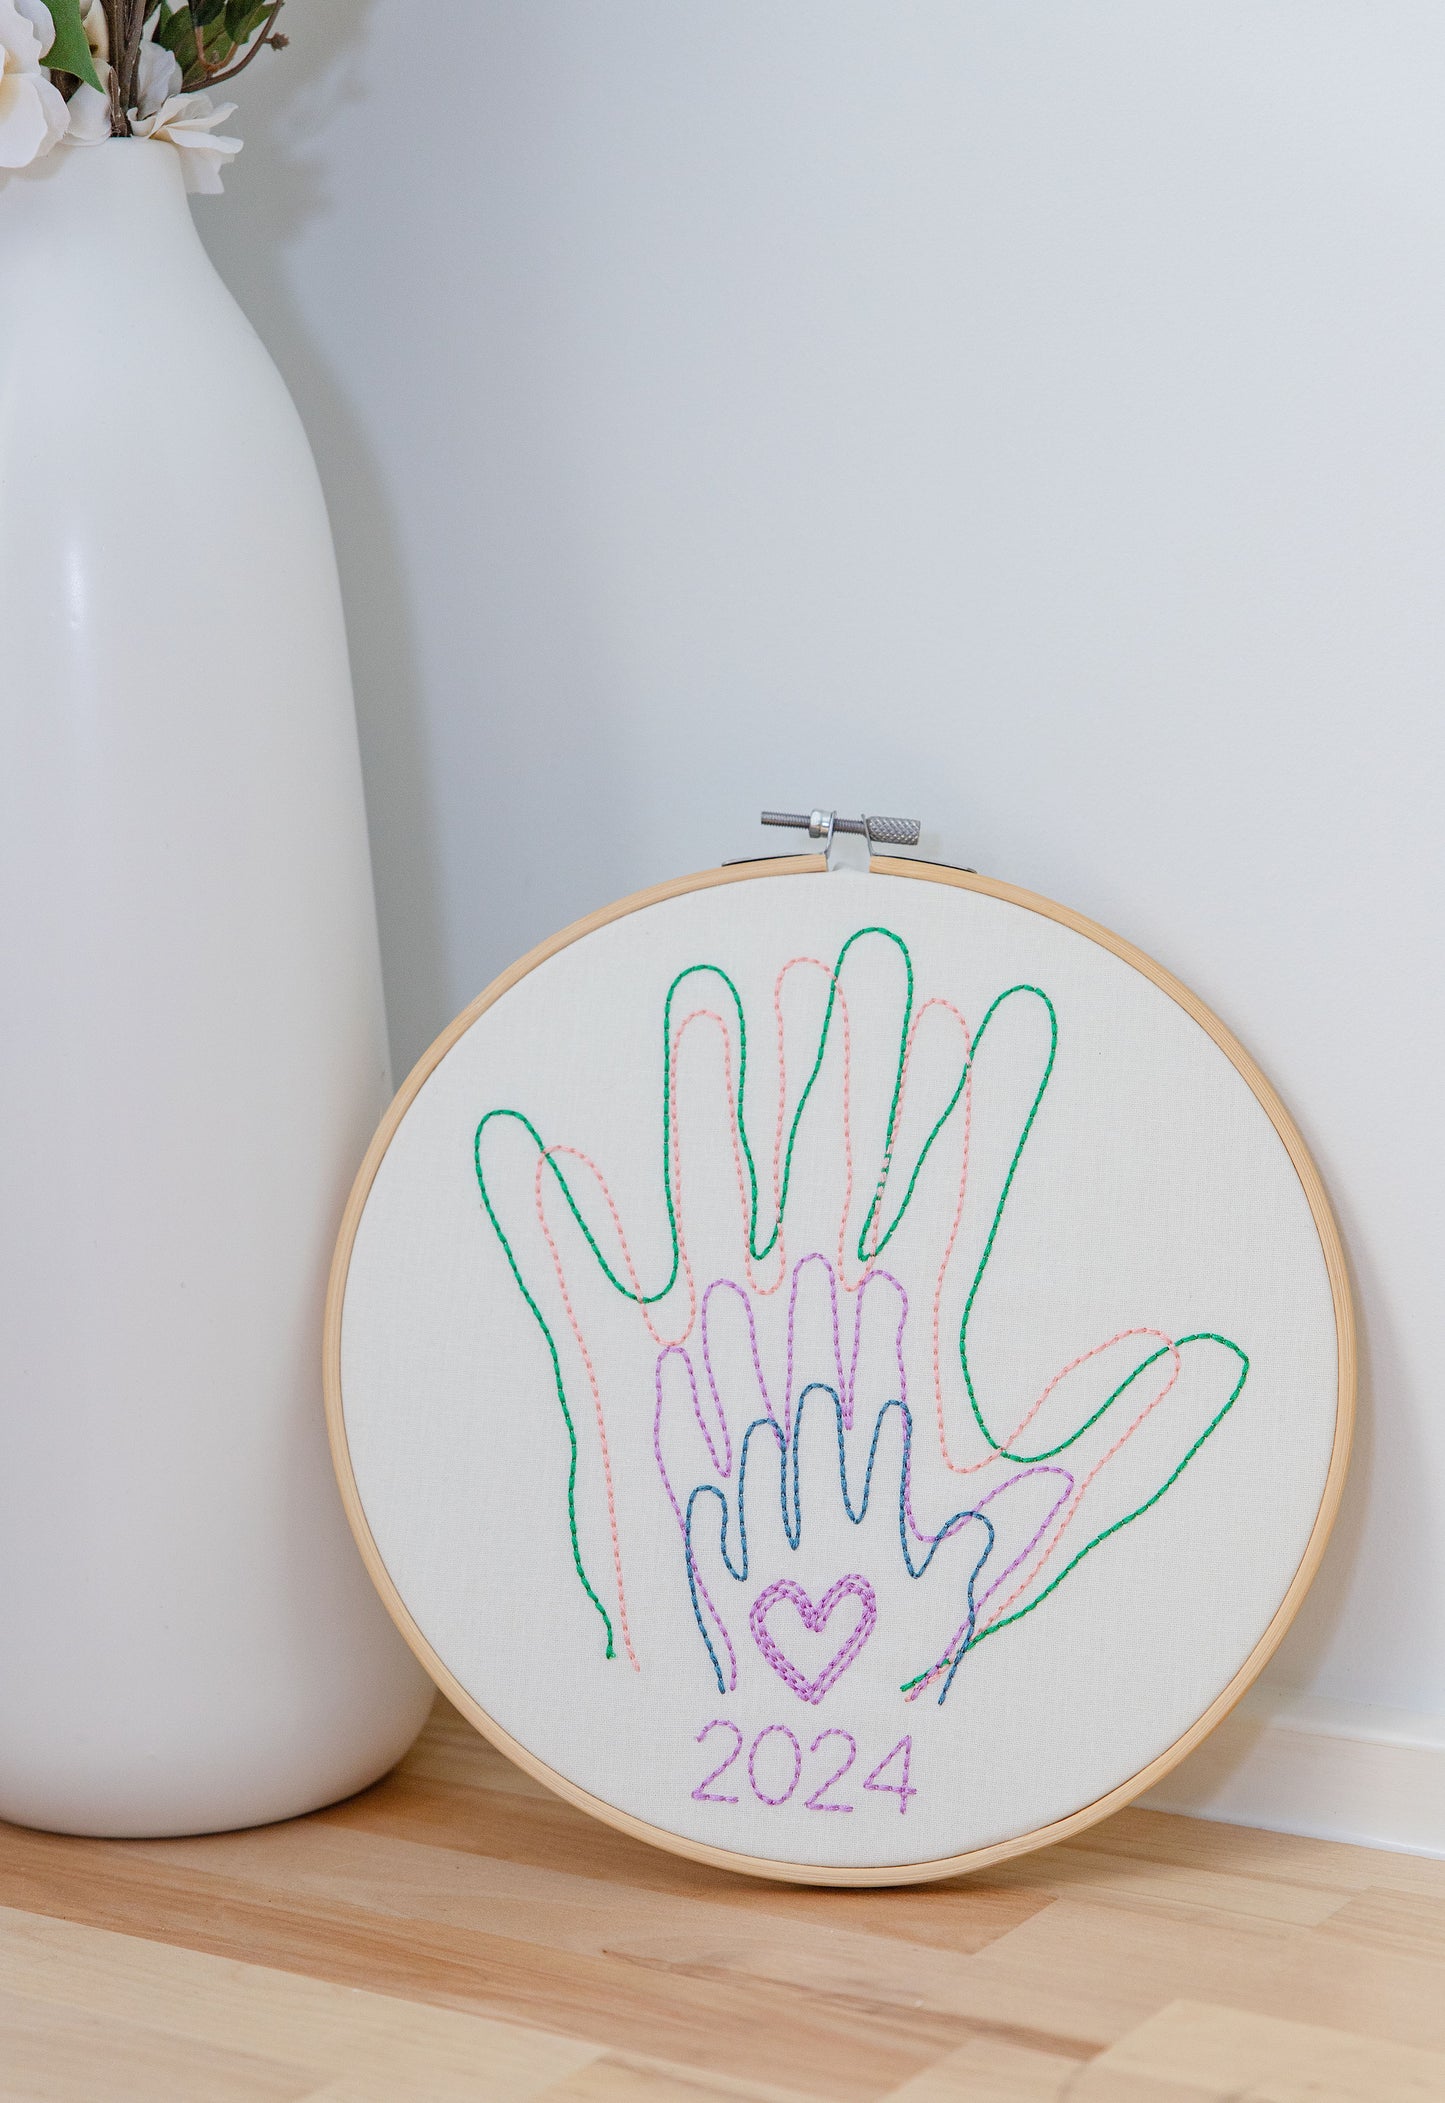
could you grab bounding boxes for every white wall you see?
[199,4,1445,1806]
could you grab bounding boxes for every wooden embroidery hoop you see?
[323,854,1355,1888]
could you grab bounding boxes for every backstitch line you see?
[471,924,1249,1684]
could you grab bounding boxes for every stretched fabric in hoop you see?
[334,866,1346,1881]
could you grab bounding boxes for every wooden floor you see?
[2,1699,1444,2101]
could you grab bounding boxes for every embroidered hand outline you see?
[472,924,1250,1685]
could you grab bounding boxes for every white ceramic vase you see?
[0,139,434,1836]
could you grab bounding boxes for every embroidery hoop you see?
[324,854,1354,1888]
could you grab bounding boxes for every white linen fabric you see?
[340,870,1339,1869]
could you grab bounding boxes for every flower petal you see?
[0,64,55,164]
[125,86,242,189]
[34,65,66,149]
[0,0,49,71]
[11,0,53,61]
[133,34,181,119]
[65,75,111,143]
[81,0,107,64]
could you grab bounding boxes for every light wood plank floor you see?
[2,1698,1444,2101]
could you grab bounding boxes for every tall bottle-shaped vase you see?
[0,138,433,1836]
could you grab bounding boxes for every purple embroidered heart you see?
[749,1574,877,1705]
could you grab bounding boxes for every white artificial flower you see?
[12,0,55,52]
[64,74,111,144]
[65,1,116,150]
[130,91,240,194]
[132,12,181,119]
[80,0,107,64]
[0,0,69,167]
[47,1,113,151]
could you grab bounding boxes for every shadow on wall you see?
[192,0,446,1083]
[1264,1212,1415,1709]
[193,3,662,1077]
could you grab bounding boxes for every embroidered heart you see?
[749,1574,877,1704]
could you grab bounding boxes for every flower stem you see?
[200,0,286,87]
[120,0,145,119]
[101,0,130,133]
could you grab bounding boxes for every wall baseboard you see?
[1138,1688,1445,1859]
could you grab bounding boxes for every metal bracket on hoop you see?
[760,807,921,869]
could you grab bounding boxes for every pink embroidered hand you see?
[474,922,1249,1695]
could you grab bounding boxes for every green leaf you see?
[38,0,102,90]
[225,0,272,41]
[153,5,235,91]
[153,7,195,62]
